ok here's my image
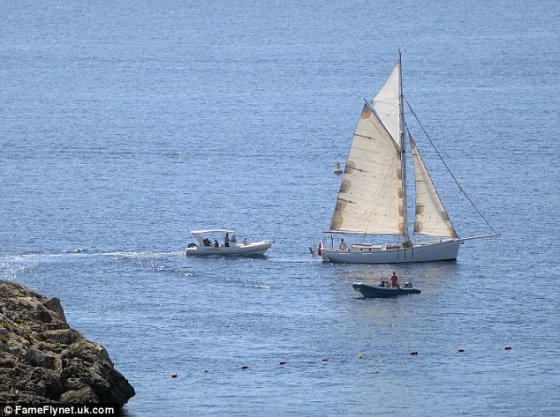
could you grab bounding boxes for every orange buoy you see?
[279,361,286,365]
[171,374,178,378]
[241,364,249,370]
[505,346,512,351]
[410,351,418,356]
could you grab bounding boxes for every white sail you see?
[330,104,404,235]
[372,60,402,147]
[410,136,458,238]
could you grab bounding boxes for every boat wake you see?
[0,249,194,282]
[0,249,184,263]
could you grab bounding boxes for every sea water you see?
[1,0,559,416]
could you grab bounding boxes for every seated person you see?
[242,238,250,246]
[213,239,220,248]
[203,238,211,247]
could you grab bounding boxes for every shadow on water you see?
[330,260,461,285]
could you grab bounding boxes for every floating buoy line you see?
[168,346,514,377]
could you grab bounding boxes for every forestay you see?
[330,104,404,235]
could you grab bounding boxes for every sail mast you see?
[399,51,411,244]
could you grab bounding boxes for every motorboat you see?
[185,229,273,257]
[352,281,421,298]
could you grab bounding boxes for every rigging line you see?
[404,98,500,236]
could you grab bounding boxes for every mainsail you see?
[329,104,404,235]
[410,136,457,238]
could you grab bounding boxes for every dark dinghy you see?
[352,281,421,298]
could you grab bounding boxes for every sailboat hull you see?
[321,239,460,264]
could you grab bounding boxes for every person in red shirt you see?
[390,272,399,288]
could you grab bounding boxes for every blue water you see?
[1,0,559,415]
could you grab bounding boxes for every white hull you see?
[321,239,460,264]
[186,240,273,257]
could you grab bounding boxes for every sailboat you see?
[321,53,498,264]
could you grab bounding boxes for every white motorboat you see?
[185,229,273,257]
[320,52,499,264]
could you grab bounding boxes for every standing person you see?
[339,238,348,251]
[335,161,343,174]
[390,272,399,288]
[224,232,230,247]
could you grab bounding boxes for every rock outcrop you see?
[0,281,135,406]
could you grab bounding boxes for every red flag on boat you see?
[317,241,323,256]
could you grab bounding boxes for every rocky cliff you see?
[0,281,135,406]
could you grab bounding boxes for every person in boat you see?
[339,238,348,251]
[202,237,212,247]
[390,272,399,288]
[224,233,230,247]
[231,234,237,244]
[242,238,250,246]
[213,239,220,248]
